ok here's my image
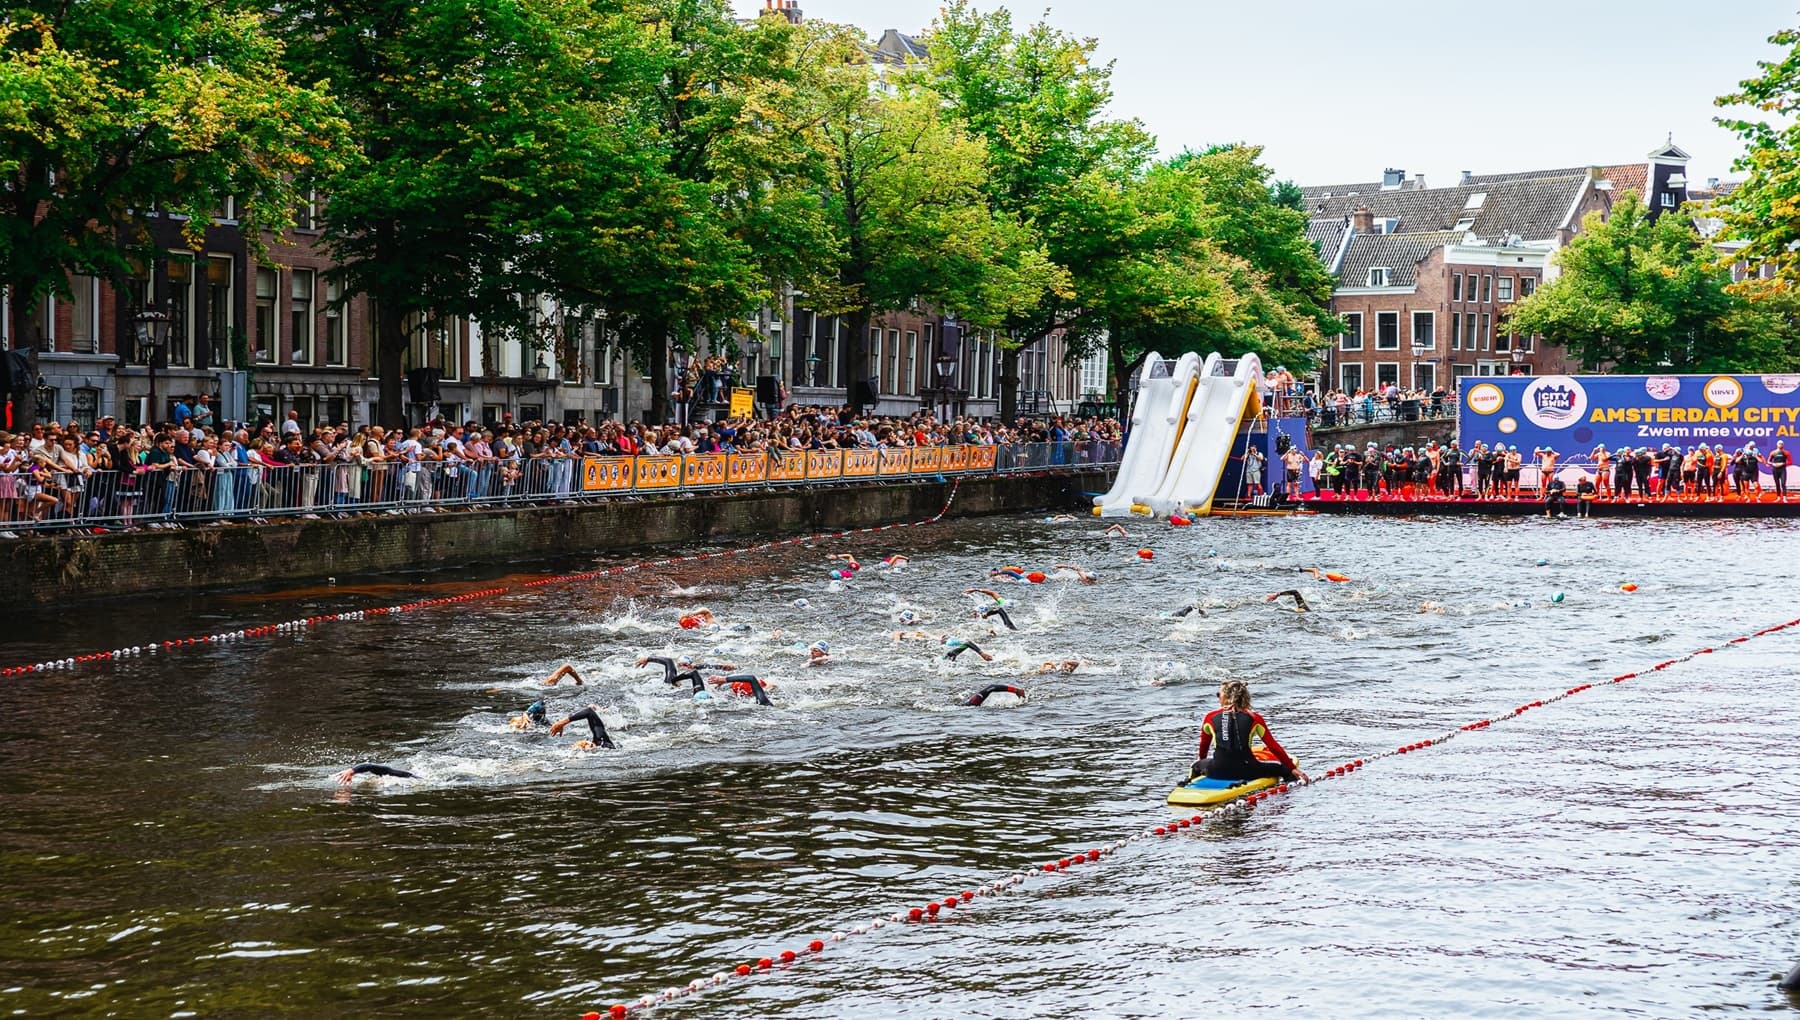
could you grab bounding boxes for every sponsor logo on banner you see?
[1761,375,1800,395]
[1465,383,1503,415]
[1520,376,1587,429]
[1644,377,1680,400]
[1498,416,1518,434]
[1704,376,1743,409]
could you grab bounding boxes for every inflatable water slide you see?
[1093,352,1265,519]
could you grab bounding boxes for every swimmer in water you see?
[1104,524,1130,537]
[965,683,1027,706]
[636,654,737,690]
[831,553,861,572]
[881,554,909,567]
[1038,660,1079,674]
[1045,513,1077,522]
[1302,567,1350,583]
[1052,564,1096,584]
[548,706,617,749]
[944,636,993,662]
[1166,605,1206,619]
[805,641,832,667]
[1419,601,1448,614]
[704,673,775,706]
[989,565,1027,581]
[678,608,718,630]
[508,700,550,729]
[963,588,1009,607]
[540,663,585,686]
[895,608,923,626]
[335,763,419,784]
[979,605,1017,631]
[891,628,939,642]
[1266,589,1310,612]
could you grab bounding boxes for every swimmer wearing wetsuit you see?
[336,763,419,784]
[980,605,1018,631]
[965,683,1026,706]
[1266,589,1310,612]
[944,637,993,662]
[989,566,1027,581]
[637,655,737,693]
[1190,680,1307,783]
[1052,564,1096,584]
[508,700,550,729]
[540,663,584,686]
[1302,567,1350,583]
[1168,605,1206,619]
[549,706,617,748]
[705,673,774,706]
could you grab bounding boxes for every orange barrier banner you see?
[635,456,682,489]
[909,446,943,474]
[805,450,843,481]
[581,457,635,492]
[878,448,913,476]
[944,445,970,472]
[726,453,767,485]
[770,450,807,482]
[968,445,997,470]
[682,454,726,487]
[841,449,879,478]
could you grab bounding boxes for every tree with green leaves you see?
[1716,22,1800,292]
[276,0,656,424]
[1,0,346,349]
[925,1,1147,419]
[794,21,1061,404]
[1508,191,1800,372]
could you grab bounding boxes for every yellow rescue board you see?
[1165,752,1297,808]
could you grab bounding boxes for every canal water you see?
[2,512,1797,1018]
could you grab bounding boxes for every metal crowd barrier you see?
[1,441,1121,532]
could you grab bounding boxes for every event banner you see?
[1459,373,1800,452]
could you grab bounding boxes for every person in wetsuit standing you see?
[1190,680,1308,784]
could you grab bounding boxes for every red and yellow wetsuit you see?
[1197,708,1298,782]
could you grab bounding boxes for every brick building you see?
[1303,141,1693,395]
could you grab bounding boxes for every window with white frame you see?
[255,268,278,363]
[1340,363,1363,394]
[1495,330,1510,353]
[1411,311,1434,348]
[290,269,315,365]
[1661,192,1675,208]
[905,330,918,396]
[205,256,233,367]
[1497,276,1514,302]
[1375,311,1399,350]
[887,329,901,393]
[34,294,54,348]
[1463,314,1476,349]
[1480,275,1492,303]
[295,188,320,230]
[1339,312,1363,351]
[166,253,195,367]
[324,277,346,365]
[869,327,882,391]
[1367,267,1389,287]
[1452,274,1463,301]
[1375,362,1399,388]
[1450,312,1462,351]
[1520,277,1537,298]
[1520,333,1536,352]
[71,275,99,353]
[1413,362,1435,391]
[1480,312,1491,350]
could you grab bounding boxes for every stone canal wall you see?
[1,470,1112,607]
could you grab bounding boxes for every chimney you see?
[1381,168,1405,190]
[1460,170,1472,185]
[1351,206,1374,234]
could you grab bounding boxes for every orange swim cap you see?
[1137,549,1154,560]
[1026,571,1047,583]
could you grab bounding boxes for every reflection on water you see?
[2,514,1798,1018]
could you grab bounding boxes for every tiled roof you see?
[1599,163,1647,197]
[1305,173,1587,245]
[872,29,928,64]
[1336,231,1463,289]
[1306,217,1347,261]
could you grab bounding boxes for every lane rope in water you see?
[577,614,1800,1020]
[0,480,963,678]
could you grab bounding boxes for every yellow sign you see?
[730,387,755,418]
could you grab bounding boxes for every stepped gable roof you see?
[1337,231,1463,289]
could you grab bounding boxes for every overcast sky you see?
[732,0,1795,189]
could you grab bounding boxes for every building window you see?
[70,274,99,353]
[212,195,237,222]
[1367,267,1389,287]
[869,327,882,391]
[1375,362,1399,388]
[290,269,315,365]
[1480,313,1491,351]
[1480,275,1492,303]
[1452,216,1476,232]
[295,188,319,230]
[72,387,101,430]
[1495,330,1511,353]
[1411,311,1434,349]
[289,394,314,431]
[1375,311,1399,350]
[166,254,195,367]
[887,329,901,394]
[1450,312,1462,351]
[905,330,918,396]
[1520,277,1537,298]
[1452,274,1463,302]
[205,256,234,367]
[1497,276,1514,302]
[255,268,278,363]
[320,396,348,428]
[1413,363,1435,392]
[1661,191,1675,208]
[1520,333,1536,352]
[1339,312,1363,351]
[1340,363,1363,394]
[1463,314,1476,350]
[324,277,346,365]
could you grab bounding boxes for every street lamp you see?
[34,374,55,424]
[747,338,764,417]
[133,306,171,425]
[804,354,822,387]
[934,352,956,421]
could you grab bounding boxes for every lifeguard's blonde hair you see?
[1219,679,1252,711]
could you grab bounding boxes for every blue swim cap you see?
[1551,592,1565,603]
[793,597,810,608]
[811,641,829,654]
[693,689,711,702]
[526,700,546,724]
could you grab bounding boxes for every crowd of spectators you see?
[0,396,1121,533]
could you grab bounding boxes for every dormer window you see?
[1453,216,1477,232]
[1367,267,1390,287]
[1661,192,1676,208]
[1463,192,1487,209]
[1378,217,1400,234]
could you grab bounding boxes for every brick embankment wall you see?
[1,470,1114,608]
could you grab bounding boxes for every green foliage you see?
[0,0,346,341]
[1508,191,1800,372]
[1716,24,1800,291]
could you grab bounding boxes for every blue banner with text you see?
[1459,373,1800,452]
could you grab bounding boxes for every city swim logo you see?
[1522,377,1588,430]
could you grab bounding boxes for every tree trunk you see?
[9,287,39,352]
[376,298,406,428]
[1109,327,1140,428]
[998,343,1021,424]
[842,307,873,411]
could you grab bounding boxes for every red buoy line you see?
[577,614,1800,1020]
[0,481,964,679]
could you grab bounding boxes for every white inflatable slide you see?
[1141,353,1264,517]
[1092,352,1202,517]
